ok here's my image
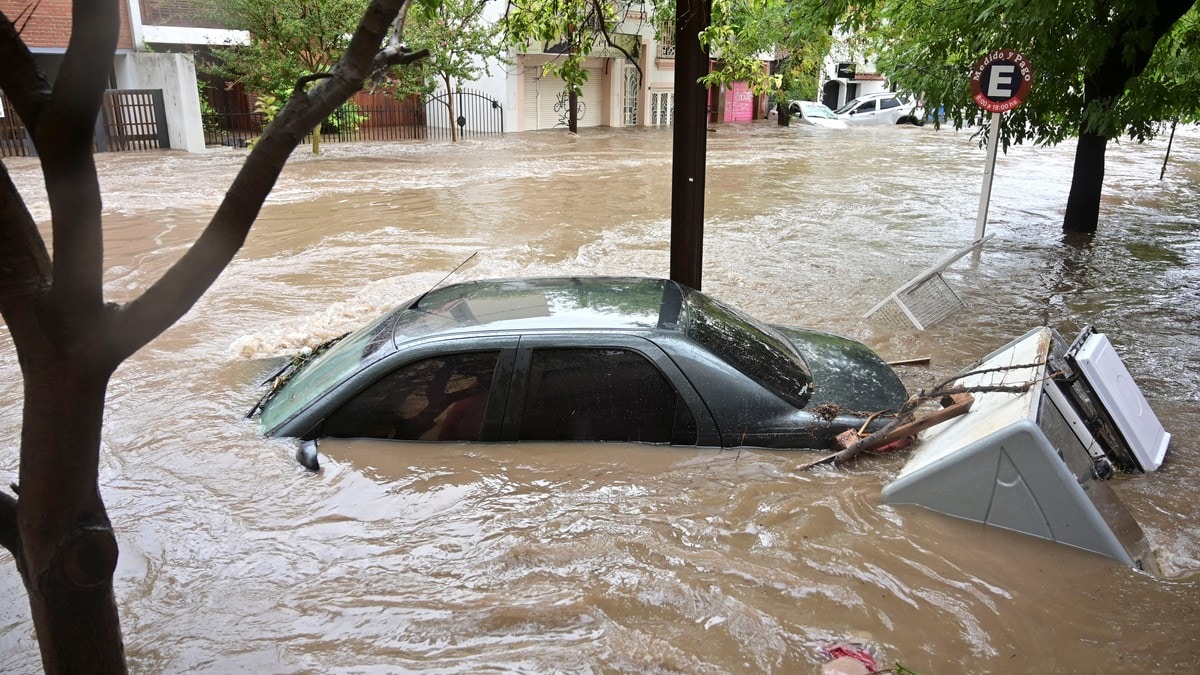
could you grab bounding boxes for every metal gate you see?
[0,91,32,157]
[1,89,168,156]
[97,90,169,152]
[424,88,504,140]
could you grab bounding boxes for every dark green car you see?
[254,277,907,456]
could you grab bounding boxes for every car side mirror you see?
[296,439,320,471]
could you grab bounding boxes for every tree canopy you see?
[406,0,508,140]
[860,0,1200,145]
[848,0,1199,231]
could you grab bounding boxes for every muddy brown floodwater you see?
[2,122,1199,673]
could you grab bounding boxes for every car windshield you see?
[834,98,863,115]
[259,306,457,432]
[681,291,812,408]
[801,102,837,120]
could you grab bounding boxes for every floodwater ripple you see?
[1,122,1199,673]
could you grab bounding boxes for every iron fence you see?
[2,89,169,157]
[204,104,430,147]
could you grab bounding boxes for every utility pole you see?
[669,0,711,291]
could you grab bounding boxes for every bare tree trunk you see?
[18,360,125,674]
[443,74,458,143]
[568,90,578,133]
[1062,131,1106,233]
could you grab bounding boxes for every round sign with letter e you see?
[970,50,1033,113]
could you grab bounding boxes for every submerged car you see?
[835,92,924,126]
[788,101,848,129]
[253,278,907,457]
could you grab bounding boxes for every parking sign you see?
[970,50,1033,113]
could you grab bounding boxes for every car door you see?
[845,98,878,123]
[500,334,719,445]
[877,96,904,123]
[317,335,519,442]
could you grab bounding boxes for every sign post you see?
[969,50,1033,240]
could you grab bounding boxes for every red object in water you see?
[824,643,881,672]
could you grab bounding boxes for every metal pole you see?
[974,112,1001,241]
[669,0,711,291]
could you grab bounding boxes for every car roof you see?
[400,276,686,343]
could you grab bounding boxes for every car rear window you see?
[681,291,812,408]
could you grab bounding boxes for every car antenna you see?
[412,251,479,308]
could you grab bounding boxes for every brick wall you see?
[1,1,135,51]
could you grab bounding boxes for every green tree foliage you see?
[504,0,644,131]
[406,0,509,141]
[207,0,369,152]
[852,0,1198,232]
[504,0,837,128]
[207,0,365,92]
[504,0,630,97]
[696,0,836,97]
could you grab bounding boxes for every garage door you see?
[523,66,603,131]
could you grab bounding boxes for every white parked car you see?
[787,101,847,129]
[835,92,924,126]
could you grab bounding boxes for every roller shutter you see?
[523,66,604,131]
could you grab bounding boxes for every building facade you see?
[3,1,773,150]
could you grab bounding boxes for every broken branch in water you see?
[796,370,1049,471]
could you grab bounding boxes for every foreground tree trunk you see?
[1062,132,1107,233]
[18,360,124,672]
[0,2,428,671]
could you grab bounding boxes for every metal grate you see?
[865,236,991,331]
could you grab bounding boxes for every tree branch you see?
[106,0,426,362]
[0,10,53,132]
[0,161,52,314]
[39,1,121,330]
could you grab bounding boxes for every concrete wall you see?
[113,52,206,153]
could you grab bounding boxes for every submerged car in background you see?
[788,101,848,129]
[836,92,924,126]
[252,277,908,462]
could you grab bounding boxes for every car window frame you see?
[500,333,719,445]
[296,334,520,441]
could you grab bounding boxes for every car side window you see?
[879,97,901,110]
[324,351,499,441]
[856,101,877,114]
[519,348,691,443]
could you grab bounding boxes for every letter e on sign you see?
[971,50,1033,113]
